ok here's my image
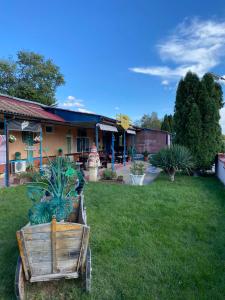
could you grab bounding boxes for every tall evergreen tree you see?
[161,114,174,133]
[197,74,223,169]
[174,71,223,171]
[174,71,201,146]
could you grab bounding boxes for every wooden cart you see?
[15,196,91,300]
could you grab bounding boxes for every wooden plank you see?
[56,258,78,273]
[80,226,90,273]
[16,231,29,280]
[30,251,79,263]
[26,240,51,251]
[30,272,79,283]
[23,232,51,241]
[22,223,51,234]
[56,229,83,239]
[55,238,81,251]
[30,262,52,276]
[55,223,82,232]
[51,217,57,273]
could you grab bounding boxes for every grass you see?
[1,174,225,299]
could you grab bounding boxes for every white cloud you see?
[67,95,75,101]
[77,108,94,114]
[220,108,225,134]
[130,18,225,80]
[115,106,120,110]
[161,80,169,85]
[62,95,85,108]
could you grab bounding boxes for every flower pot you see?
[130,174,145,186]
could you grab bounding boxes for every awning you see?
[127,129,136,135]
[97,123,118,132]
[8,120,41,132]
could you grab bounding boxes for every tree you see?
[174,72,201,145]
[197,74,223,169]
[137,112,161,129]
[173,71,223,171]
[161,114,173,133]
[0,51,65,105]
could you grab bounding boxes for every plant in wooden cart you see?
[28,156,79,224]
[150,144,194,182]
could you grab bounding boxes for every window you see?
[66,136,72,154]
[77,137,89,152]
[46,125,54,134]
[77,128,87,137]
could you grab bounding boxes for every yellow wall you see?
[8,124,98,160]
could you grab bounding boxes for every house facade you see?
[0,94,170,186]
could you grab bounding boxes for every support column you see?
[123,130,126,166]
[111,133,115,172]
[132,135,135,161]
[95,124,99,150]
[39,126,43,173]
[4,115,9,187]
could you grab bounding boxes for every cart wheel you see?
[84,247,92,293]
[15,256,26,300]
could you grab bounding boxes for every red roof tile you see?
[0,95,65,122]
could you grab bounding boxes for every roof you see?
[0,94,65,123]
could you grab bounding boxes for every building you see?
[134,128,170,154]
[0,94,170,187]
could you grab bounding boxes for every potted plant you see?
[143,151,149,161]
[150,144,193,181]
[9,134,16,143]
[130,161,146,185]
[57,147,63,156]
[101,169,117,181]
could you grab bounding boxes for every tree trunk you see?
[169,169,175,182]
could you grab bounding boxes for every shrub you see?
[150,144,194,181]
[130,161,145,175]
[102,169,117,180]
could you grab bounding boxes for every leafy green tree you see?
[161,114,173,133]
[0,51,65,105]
[137,112,161,129]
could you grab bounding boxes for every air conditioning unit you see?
[12,161,27,174]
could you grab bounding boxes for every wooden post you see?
[4,114,9,187]
[123,130,126,166]
[95,124,99,150]
[111,133,115,172]
[39,125,43,173]
[51,217,57,273]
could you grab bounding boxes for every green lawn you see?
[1,174,225,299]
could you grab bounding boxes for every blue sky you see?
[1,0,225,130]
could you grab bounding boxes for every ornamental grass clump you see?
[27,157,83,225]
[150,144,194,182]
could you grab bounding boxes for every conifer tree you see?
[161,114,174,133]
[173,71,223,171]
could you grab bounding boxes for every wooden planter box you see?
[15,195,91,299]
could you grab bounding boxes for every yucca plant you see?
[27,156,82,225]
[150,144,194,182]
